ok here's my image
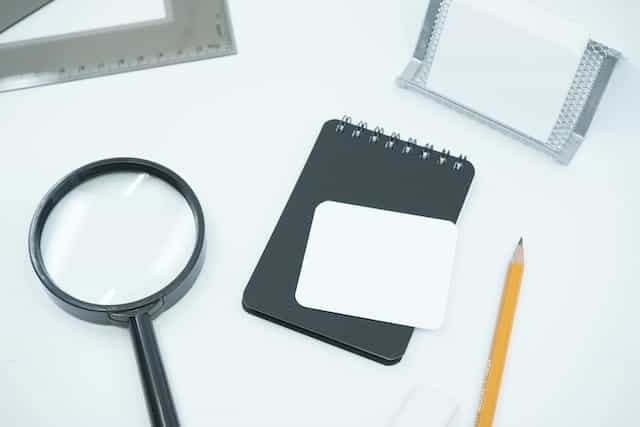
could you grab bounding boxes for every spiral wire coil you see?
[338,115,466,172]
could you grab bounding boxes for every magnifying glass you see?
[29,158,206,427]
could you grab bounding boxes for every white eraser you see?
[390,386,458,427]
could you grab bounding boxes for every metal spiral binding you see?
[335,116,467,172]
[402,138,418,154]
[386,132,400,149]
[453,155,466,171]
[352,121,368,138]
[438,149,450,166]
[370,126,384,144]
[336,115,352,133]
[421,144,435,160]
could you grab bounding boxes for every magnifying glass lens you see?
[40,172,196,305]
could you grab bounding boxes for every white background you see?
[0,0,638,426]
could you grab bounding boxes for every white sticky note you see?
[295,201,457,330]
[426,0,589,142]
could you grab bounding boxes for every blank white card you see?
[426,0,589,143]
[295,201,458,330]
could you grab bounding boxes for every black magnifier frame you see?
[29,158,206,427]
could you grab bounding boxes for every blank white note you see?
[426,0,589,142]
[295,201,458,330]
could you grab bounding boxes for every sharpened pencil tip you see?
[513,238,524,263]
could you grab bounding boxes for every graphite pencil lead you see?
[513,238,524,264]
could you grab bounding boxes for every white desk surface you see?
[1,0,638,426]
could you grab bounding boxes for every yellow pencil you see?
[475,238,525,427]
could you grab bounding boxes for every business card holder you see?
[398,0,621,164]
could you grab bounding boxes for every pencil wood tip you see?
[513,238,524,263]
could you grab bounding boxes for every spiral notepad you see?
[243,117,474,364]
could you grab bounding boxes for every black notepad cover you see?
[243,119,474,364]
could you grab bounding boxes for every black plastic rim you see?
[28,158,206,325]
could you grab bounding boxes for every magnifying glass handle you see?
[130,313,180,427]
